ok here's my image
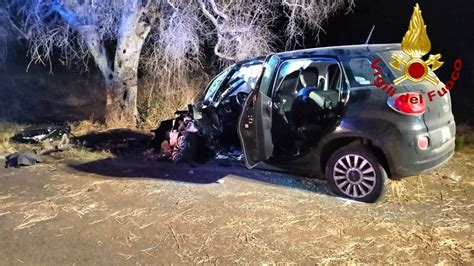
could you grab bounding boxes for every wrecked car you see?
[191,57,265,148]
[156,44,455,202]
[151,57,264,161]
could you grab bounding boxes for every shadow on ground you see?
[69,156,333,196]
[72,129,152,155]
[62,128,333,196]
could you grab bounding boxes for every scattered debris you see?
[449,172,462,182]
[11,124,71,144]
[4,152,42,168]
[442,172,462,182]
[39,134,72,155]
[152,112,213,163]
[215,149,244,161]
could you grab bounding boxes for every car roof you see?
[275,43,401,60]
[232,56,265,65]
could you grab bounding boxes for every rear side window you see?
[349,58,374,86]
[343,55,394,88]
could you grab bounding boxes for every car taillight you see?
[417,136,429,150]
[387,92,426,115]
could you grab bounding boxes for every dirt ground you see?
[0,148,473,264]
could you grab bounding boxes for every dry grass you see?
[70,119,107,136]
[0,150,472,264]
[137,77,204,129]
[385,178,407,201]
[54,145,112,162]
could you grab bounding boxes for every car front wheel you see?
[325,144,387,203]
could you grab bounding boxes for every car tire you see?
[325,144,387,203]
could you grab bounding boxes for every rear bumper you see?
[390,138,455,178]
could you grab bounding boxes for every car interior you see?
[271,59,342,157]
[197,61,263,148]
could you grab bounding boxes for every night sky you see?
[316,0,474,123]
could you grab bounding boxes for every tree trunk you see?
[49,2,153,127]
[104,6,151,127]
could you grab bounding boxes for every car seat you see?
[290,67,324,143]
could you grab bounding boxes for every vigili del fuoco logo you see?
[371,3,462,104]
[389,3,443,85]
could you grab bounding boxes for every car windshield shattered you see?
[202,61,263,107]
[202,66,232,105]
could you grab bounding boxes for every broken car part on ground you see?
[11,124,71,144]
[4,152,42,168]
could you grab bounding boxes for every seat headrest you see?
[299,67,319,87]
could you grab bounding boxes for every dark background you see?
[1,0,472,124]
[316,0,474,123]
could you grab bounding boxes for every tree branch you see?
[198,0,235,61]
[0,8,28,39]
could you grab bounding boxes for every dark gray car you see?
[193,44,455,202]
[239,44,455,202]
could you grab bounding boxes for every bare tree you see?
[1,0,354,126]
[2,0,157,126]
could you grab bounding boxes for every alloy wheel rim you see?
[333,154,376,198]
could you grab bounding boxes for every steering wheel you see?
[235,92,248,106]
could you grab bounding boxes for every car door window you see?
[273,58,342,110]
[271,57,343,158]
[259,55,280,96]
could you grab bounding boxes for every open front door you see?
[238,56,279,169]
[238,88,274,169]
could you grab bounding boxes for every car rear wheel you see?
[325,144,387,203]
